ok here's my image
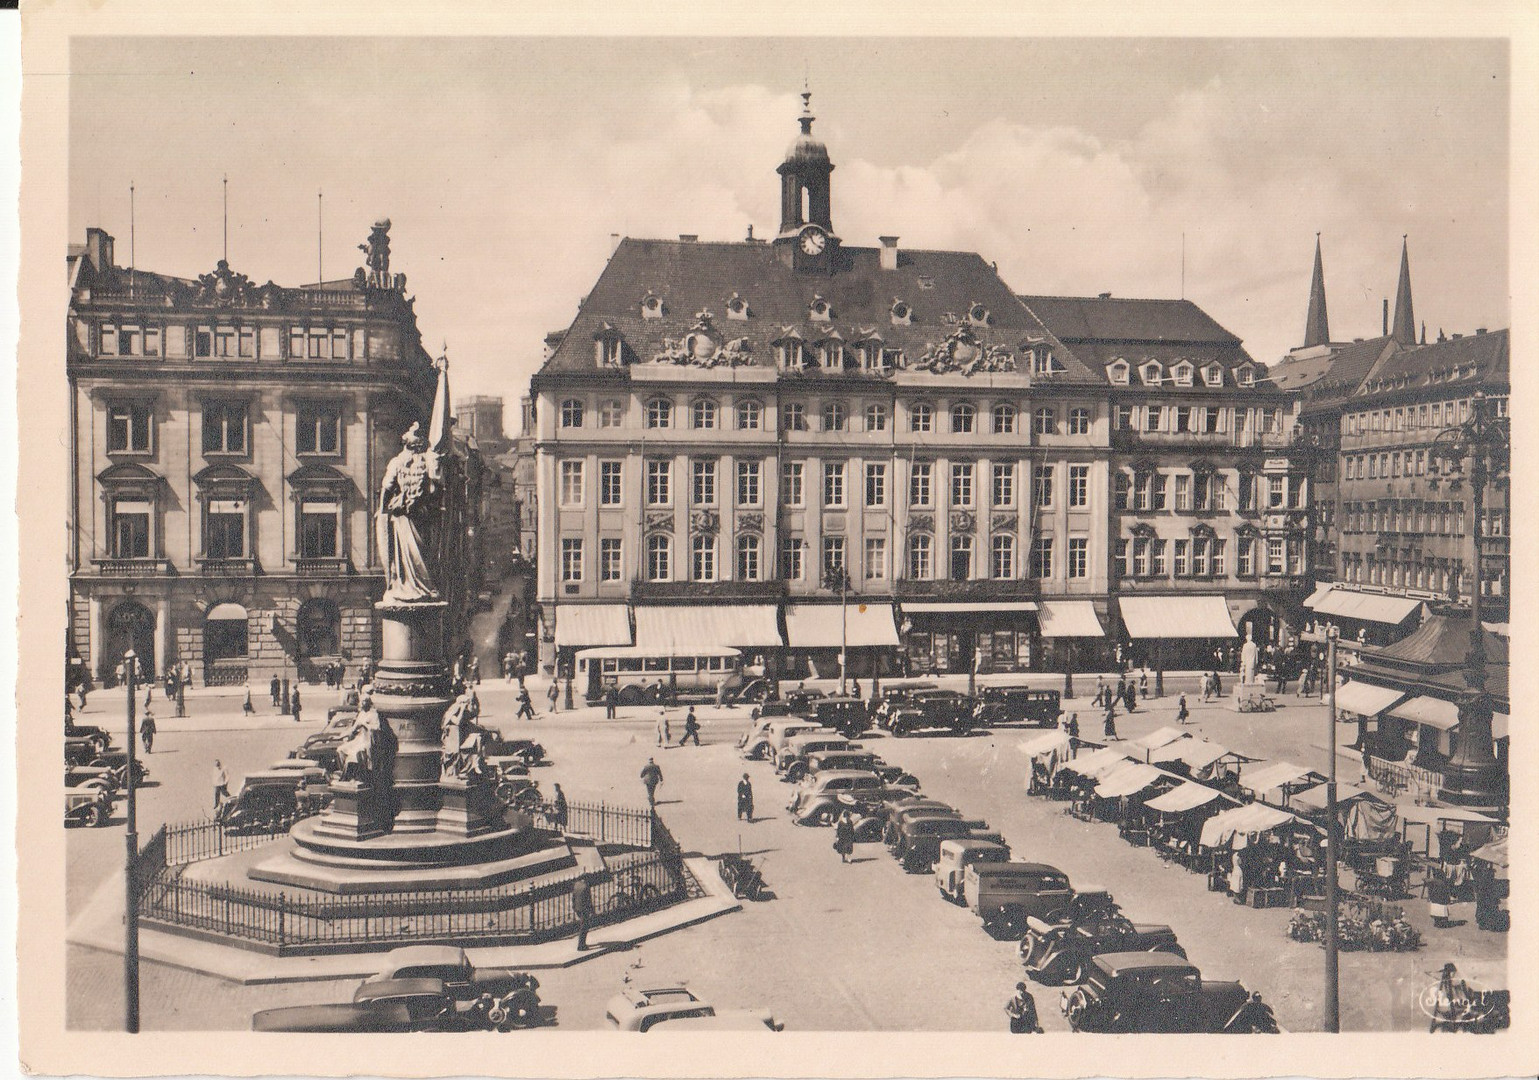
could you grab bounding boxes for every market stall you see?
[1020,730,1073,795]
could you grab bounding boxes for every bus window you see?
[619,658,643,673]
[601,659,618,674]
[644,657,668,673]
[703,657,721,672]
[672,657,697,673]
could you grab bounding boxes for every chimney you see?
[1382,298,1389,337]
[1098,292,1112,300]
[1476,327,1488,335]
[678,234,698,243]
[609,233,621,255]
[879,236,900,271]
[85,227,115,271]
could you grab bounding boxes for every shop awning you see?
[1332,680,1406,718]
[555,604,632,647]
[1132,726,1188,753]
[1199,803,1297,849]
[1058,747,1130,778]
[1118,596,1237,640]
[1145,782,1227,814]
[633,605,782,650]
[1095,762,1166,799]
[1291,783,1391,813]
[1471,836,1508,870]
[783,603,899,648]
[1150,738,1229,772]
[1389,695,1461,732]
[206,602,248,621]
[1238,761,1313,794]
[1302,583,1336,610]
[1310,588,1423,626]
[902,601,1038,614]
[1036,601,1105,638]
[1018,730,1072,760]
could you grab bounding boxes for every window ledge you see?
[196,556,260,576]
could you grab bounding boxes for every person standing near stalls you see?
[546,678,560,714]
[1176,693,1190,725]
[1103,701,1119,741]
[736,773,754,822]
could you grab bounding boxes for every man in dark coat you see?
[679,707,701,747]
[516,687,536,720]
[139,711,156,754]
[1007,983,1042,1033]
[640,758,664,807]
[736,774,754,822]
[571,875,594,951]
[604,684,619,719]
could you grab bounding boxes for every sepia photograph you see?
[15,5,1538,1077]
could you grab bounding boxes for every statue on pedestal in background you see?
[358,218,392,287]
[377,421,444,603]
[336,691,384,782]
[1240,626,1260,686]
[440,690,491,782]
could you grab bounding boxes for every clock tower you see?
[775,90,840,272]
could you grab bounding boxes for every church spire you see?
[1391,235,1416,346]
[1302,233,1331,348]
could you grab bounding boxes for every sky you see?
[69,37,1509,430]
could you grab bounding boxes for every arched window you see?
[990,534,1016,579]
[204,601,249,665]
[991,403,1016,434]
[907,533,933,579]
[105,600,156,678]
[735,399,761,430]
[951,403,976,433]
[646,534,672,581]
[949,534,974,581]
[736,534,762,581]
[296,598,340,660]
[691,533,717,582]
[645,397,673,429]
[690,398,717,430]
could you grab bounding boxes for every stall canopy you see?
[1290,783,1398,840]
[902,601,1037,613]
[1132,726,1189,753]
[1237,761,1313,795]
[1058,747,1130,779]
[1144,781,1228,814]
[1036,601,1106,638]
[1118,596,1237,639]
[1307,587,1423,626]
[1150,738,1229,772]
[1019,730,1072,760]
[1332,680,1407,718]
[633,604,782,650]
[1389,695,1461,731]
[784,603,899,648]
[1471,836,1508,870]
[1199,803,1297,849]
[1094,762,1166,799]
[555,604,632,647]
[1291,783,1388,813]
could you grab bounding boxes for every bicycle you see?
[606,868,662,916]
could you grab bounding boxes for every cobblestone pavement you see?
[67,677,1504,1032]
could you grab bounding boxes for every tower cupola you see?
[777,90,836,239]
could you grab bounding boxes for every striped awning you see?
[1036,601,1106,638]
[555,604,632,647]
[633,605,782,649]
[1389,695,1461,732]
[784,603,899,648]
[1332,680,1407,718]
[1118,596,1237,639]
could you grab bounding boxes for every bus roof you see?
[575,645,741,660]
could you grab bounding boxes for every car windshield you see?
[643,989,698,1005]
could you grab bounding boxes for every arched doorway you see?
[296,597,341,681]
[105,600,155,681]
[203,602,250,686]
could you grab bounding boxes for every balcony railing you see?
[1111,428,1292,450]
[629,579,787,602]
[90,557,176,577]
[294,556,353,576]
[196,556,260,577]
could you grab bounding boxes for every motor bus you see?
[575,645,745,705]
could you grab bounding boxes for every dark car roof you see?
[353,977,451,1002]
[1092,952,1199,977]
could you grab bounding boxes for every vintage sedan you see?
[967,862,1075,937]
[883,690,977,737]
[890,814,1004,873]
[787,769,890,825]
[253,978,504,1033]
[357,945,542,1028]
[290,709,358,770]
[802,696,871,739]
[744,719,827,764]
[1061,953,1278,1033]
[1020,889,1185,984]
[82,748,150,790]
[65,784,114,827]
[972,687,1062,728]
[65,718,112,756]
[774,732,855,779]
[935,838,1011,904]
[218,770,328,833]
[604,984,781,1032]
[796,750,920,791]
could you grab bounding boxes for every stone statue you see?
[377,421,443,603]
[440,690,489,781]
[359,219,392,278]
[337,694,382,782]
[1240,626,1260,686]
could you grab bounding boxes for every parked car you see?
[83,748,150,790]
[65,784,114,827]
[935,838,1012,904]
[1061,953,1278,1033]
[65,718,111,756]
[253,978,505,1033]
[603,984,781,1032]
[878,798,957,838]
[743,719,827,764]
[748,688,828,722]
[883,689,977,737]
[787,769,890,825]
[1020,890,1185,985]
[797,750,920,791]
[357,945,542,1029]
[802,696,871,739]
[891,814,1004,874]
[480,733,547,767]
[966,861,1074,937]
[972,687,1062,728]
[65,764,117,790]
[217,770,328,833]
[291,710,358,770]
[775,732,855,779]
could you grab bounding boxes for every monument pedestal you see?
[309,780,390,842]
[435,777,502,838]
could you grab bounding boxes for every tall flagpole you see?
[318,190,324,282]
[128,183,136,298]
[222,175,228,262]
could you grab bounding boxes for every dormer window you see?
[594,325,625,368]
[773,329,806,370]
[890,300,912,326]
[1235,364,1256,388]
[966,302,992,327]
[1140,361,1164,386]
[1202,363,1224,388]
[809,295,832,322]
[1172,361,1194,387]
[725,293,749,321]
[640,293,665,319]
[818,334,846,371]
[1026,345,1064,377]
[1107,358,1131,385]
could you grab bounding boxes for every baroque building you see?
[530,95,1306,680]
[66,221,439,685]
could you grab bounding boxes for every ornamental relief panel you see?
[644,511,674,534]
[990,511,1018,533]
[690,509,720,534]
[737,511,765,532]
[950,510,976,533]
[906,513,935,534]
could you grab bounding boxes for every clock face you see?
[800,228,826,255]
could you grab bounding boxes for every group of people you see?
[653,706,702,748]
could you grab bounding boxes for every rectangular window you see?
[1068,465,1089,508]
[1031,536,1053,579]
[1132,539,1149,577]
[822,536,846,579]
[561,538,584,582]
[1174,538,1190,576]
[646,459,671,506]
[112,499,151,558]
[909,403,933,432]
[1068,407,1091,435]
[991,534,1015,579]
[907,535,932,579]
[598,400,624,428]
[780,537,804,581]
[1067,537,1088,579]
[1114,404,1134,431]
[910,461,933,507]
[1267,476,1285,509]
[736,460,761,507]
[949,534,972,581]
[1033,464,1054,508]
[864,537,887,581]
[238,326,256,359]
[1266,537,1285,574]
[205,501,246,559]
[1174,473,1192,511]
[951,462,974,507]
[107,403,153,453]
[1205,406,1222,433]
[823,462,846,508]
[646,536,671,582]
[646,398,673,429]
[213,324,238,358]
[781,462,804,507]
[691,459,717,506]
[1151,538,1166,576]
[298,502,338,558]
[599,538,623,582]
[864,463,887,507]
[782,403,807,431]
[200,400,248,454]
[865,404,888,431]
[1144,405,1163,433]
[1237,538,1254,577]
[1114,539,1129,578]
[737,535,761,582]
[1193,473,1212,513]
[296,402,341,455]
[557,460,585,507]
[692,537,716,582]
[992,462,1015,508]
[1114,472,1131,511]
[1174,407,1191,433]
[600,461,623,506]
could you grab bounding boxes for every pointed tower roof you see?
[1302,234,1331,348]
[1391,236,1416,346]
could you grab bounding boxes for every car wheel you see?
[814,806,837,827]
[500,989,540,1030]
[784,763,806,784]
[82,804,104,828]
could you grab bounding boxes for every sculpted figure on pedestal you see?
[377,422,443,603]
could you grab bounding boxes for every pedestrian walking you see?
[77,677,90,711]
[605,684,618,719]
[175,677,187,718]
[1103,703,1119,741]
[1212,671,1223,697]
[1095,675,1105,706]
[833,811,856,863]
[516,686,536,721]
[546,678,560,713]
[1176,693,1190,725]
[242,683,255,716]
[291,685,302,724]
[1139,670,1149,699]
[270,674,282,708]
[571,874,593,951]
[1064,712,1080,741]
[164,668,177,700]
[144,681,154,708]
[212,759,230,810]
[182,660,194,689]
[469,656,481,685]
[1006,982,1042,1033]
[655,710,670,746]
[139,711,156,754]
[736,773,754,822]
[714,679,727,709]
[679,707,701,747]
[1123,683,1136,713]
[551,783,569,831]
[640,757,663,807]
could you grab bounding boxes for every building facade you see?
[66,223,438,685]
[529,97,1308,681]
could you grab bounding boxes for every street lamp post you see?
[1323,625,1340,1032]
[824,566,851,696]
[122,649,141,1033]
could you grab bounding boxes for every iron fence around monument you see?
[555,800,653,847]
